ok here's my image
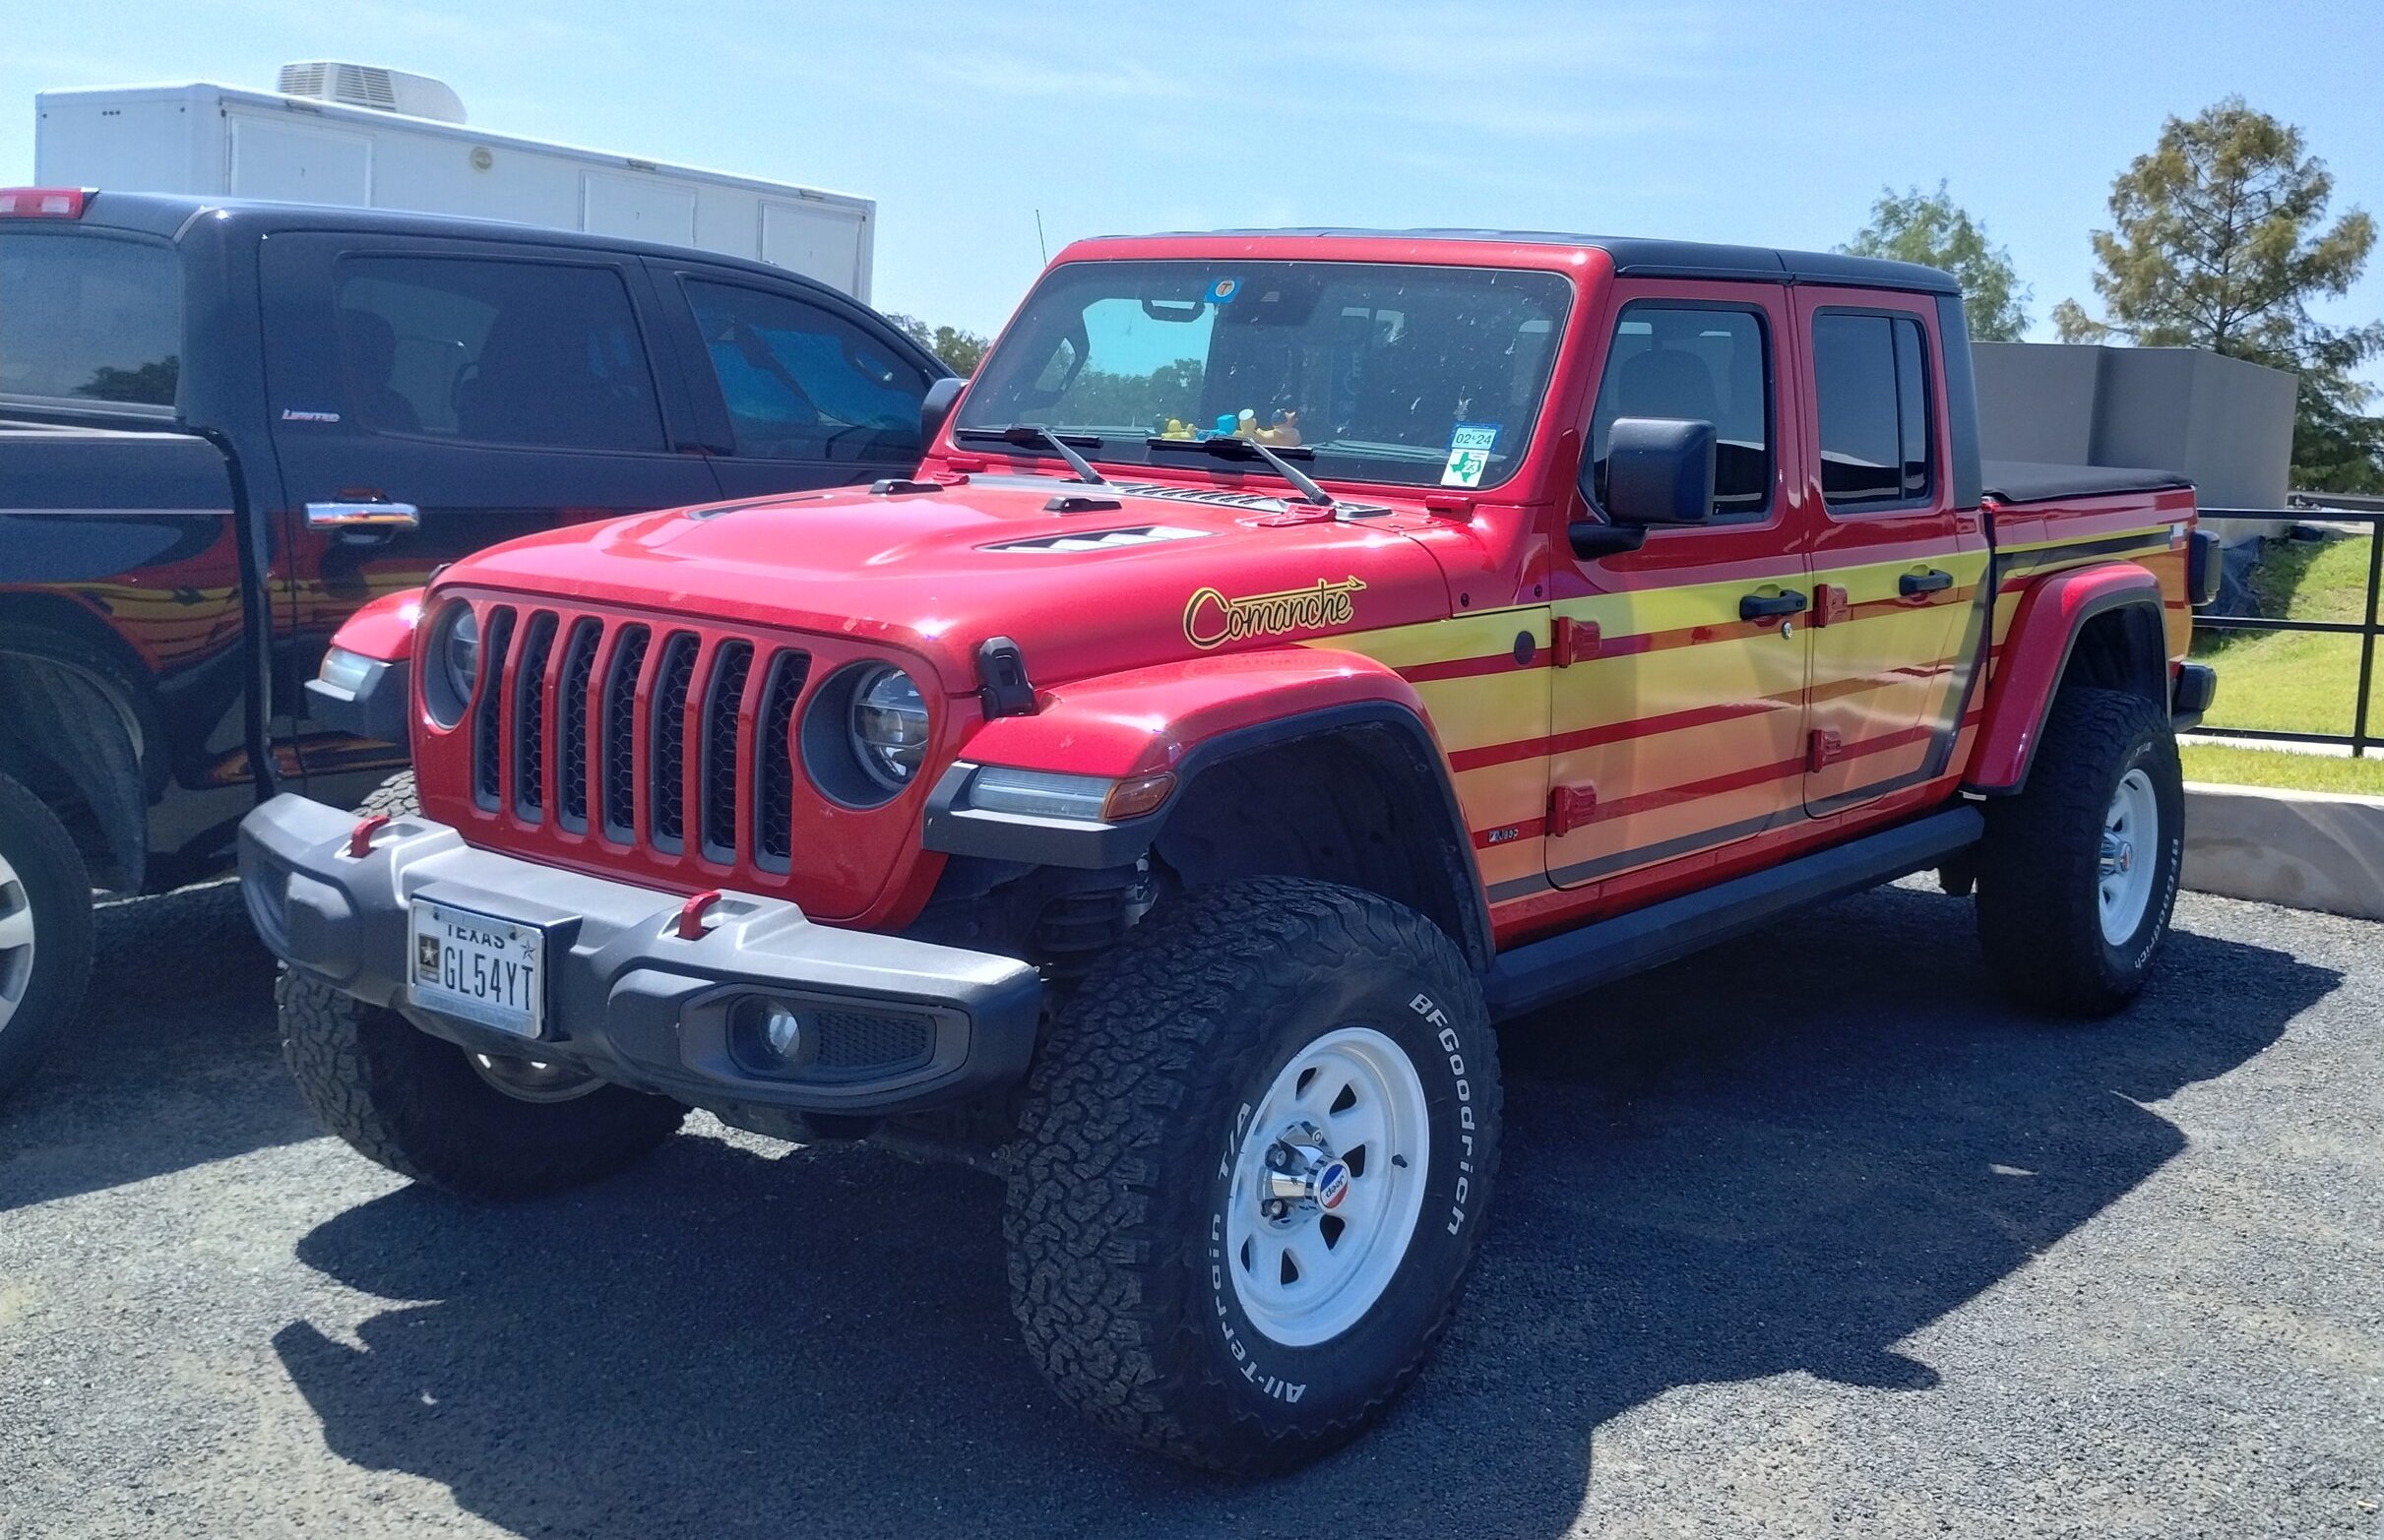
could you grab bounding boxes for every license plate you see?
[408,900,545,1038]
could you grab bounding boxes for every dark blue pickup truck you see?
[0,188,948,1096]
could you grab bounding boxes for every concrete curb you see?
[2183,781,2384,921]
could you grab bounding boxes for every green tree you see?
[888,313,990,376]
[2052,97,2384,493]
[1839,182,2031,340]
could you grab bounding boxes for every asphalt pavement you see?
[1,877,2377,1538]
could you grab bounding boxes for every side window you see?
[1588,303,1771,519]
[332,257,665,452]
[1812,311,1934,510]
[682,279,930,462]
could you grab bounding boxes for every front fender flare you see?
[1966,563,2165,795]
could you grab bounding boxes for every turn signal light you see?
[1101,770,1177,822]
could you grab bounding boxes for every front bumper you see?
[236,794,1042,1118]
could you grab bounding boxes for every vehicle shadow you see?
[0,880,321,1212]
[274,886,2336,1538]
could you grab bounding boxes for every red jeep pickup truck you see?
[238,228,2220,1472]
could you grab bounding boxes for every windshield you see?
[956,260,1571,491]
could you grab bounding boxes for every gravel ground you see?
[1,878,2378,1539]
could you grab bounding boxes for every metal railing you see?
[2190,506,2384,760]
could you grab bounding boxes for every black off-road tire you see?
[1006,877,1501,1474]
[0,770,94,1101]
[277,770,684,1199]
[1976,687,2184,1016]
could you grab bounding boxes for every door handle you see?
[1900,568,1955,597]
[1739,587,1809,621]
[307,501,420,538]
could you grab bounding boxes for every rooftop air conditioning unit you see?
[275,61,466,124]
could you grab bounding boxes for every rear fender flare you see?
[1966,564,2166,795]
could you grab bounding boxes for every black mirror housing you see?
[920,376,966,449]
[1590,416,1718,528]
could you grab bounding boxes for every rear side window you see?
[0,233,180,408]
[333,257,664,451]
[1588,303,1772,519]
[1813,311,1934,510]
[683,279,930,462]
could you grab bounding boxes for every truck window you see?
[1812,311,1933,510]
[1587,303,1771,519]
[0,232,180,409]
[333,257,665,452]
[682,279,929,462]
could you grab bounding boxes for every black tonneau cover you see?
[1982,461,2192,506]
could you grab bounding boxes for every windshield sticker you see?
[1206,277,1241,305]
[1184,577,1366,649]
[1441,423,1500,488]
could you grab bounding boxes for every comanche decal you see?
[1184,577,1366,649]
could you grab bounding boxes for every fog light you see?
[730,997,818,1076]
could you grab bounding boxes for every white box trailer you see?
[33,64,874,300]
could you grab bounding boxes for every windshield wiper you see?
[1145,435,1334,508]
[953,424,1105,485]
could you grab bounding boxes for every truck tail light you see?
[0,188,91,218]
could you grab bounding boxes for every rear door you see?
[257,232,722,788]
[1792,290,1990,815]
[645,260,941,497]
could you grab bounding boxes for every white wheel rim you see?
[0,849,33,1035]
[1223,1025,1430,1348]
[2099,768,2160,946]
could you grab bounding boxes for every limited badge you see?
[1440,422,1499,488]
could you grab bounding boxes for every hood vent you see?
[985,525,1208,554]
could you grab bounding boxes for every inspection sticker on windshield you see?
[1207,277,1241,304]
[1441,423,1500,487]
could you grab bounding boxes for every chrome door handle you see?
[306,501,420,532]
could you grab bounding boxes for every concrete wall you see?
[1974,343,2299,541]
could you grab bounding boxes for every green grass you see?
[2191,533,2381,739]
[2181,742,2384,796]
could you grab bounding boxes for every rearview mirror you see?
[920,376,965,447]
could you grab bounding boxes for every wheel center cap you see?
[1315,1161,1352,1210]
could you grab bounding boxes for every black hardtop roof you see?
[69,190,837,293]
[1137,227,1962,297]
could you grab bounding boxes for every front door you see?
[1792,290,1991,815]
[1543,283,1812,893]
[257,233,722,795]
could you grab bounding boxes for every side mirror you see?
[1568,416,1717,562]
[920,376,965,448]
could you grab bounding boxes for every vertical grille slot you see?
[471,606,517,811]
[700,642,754,863]
[555,618,601,833]
[753,648,811,871]
[600,626,651,842]
[510,613,557,822]
[649,634,700,852]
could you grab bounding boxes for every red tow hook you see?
[675,889,725,940]
[345,814,391,858]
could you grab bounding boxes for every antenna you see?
[1035,209,1049,266]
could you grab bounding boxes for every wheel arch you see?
[0,624,156,893]
[1966,564,2170,797]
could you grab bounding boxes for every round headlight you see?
[424,601,481,727]
[848,666,927,789]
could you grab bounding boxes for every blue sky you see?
[8,0,2382,378]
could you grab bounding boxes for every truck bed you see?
[1981,460,2193,506]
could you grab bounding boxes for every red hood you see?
[437,473,1461,692]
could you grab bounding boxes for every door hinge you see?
[1811,583,1851,628]
[1807,728,1846,771]
[1547,782,1599,836]
[1550,616,1600,667]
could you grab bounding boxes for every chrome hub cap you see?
[0,848,33,1036]
[466,1049,604,1103]
[1225,1026,1430,1347]
[2098,768,2160,946]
